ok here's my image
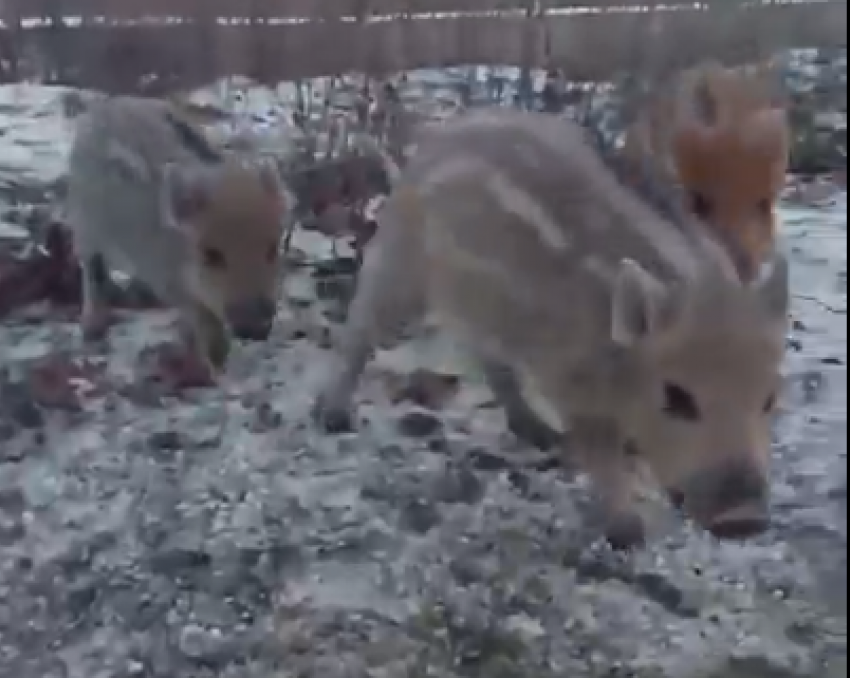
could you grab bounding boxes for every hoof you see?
[81,311,112,343]
[507,412,562,451]
[604,513,647,551]
[312,398,355,434]
[163,350,217,390]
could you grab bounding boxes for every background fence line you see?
[3,0,846,22]
[0,0,845,93]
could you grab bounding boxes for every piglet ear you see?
[161,162,211,229]
[611,259,677,346]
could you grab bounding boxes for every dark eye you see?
[756,198,772,217]
[763,391,778,414]
[690,192,713,220]
[339,179,354,201]
[663,383,701,422]
[267,243,279,262]
[203,247,226,269]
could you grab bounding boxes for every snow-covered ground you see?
[0,82,846,678]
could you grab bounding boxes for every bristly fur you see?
[621,61,790,282]
[164,110,225,165]
[596,140,691,229]
[314,109,791,549]
[64,95,286,374]
[588,129,697,239]
[692,76,719,124]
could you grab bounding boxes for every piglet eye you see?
[663,383,701,422]
[763,391,778,414]
[757,198,772,217]
[203,247,226,269]
[690,192,713,220]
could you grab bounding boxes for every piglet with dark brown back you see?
[65,97,289,376]
[315,109,790,549]
[625,61,790,281]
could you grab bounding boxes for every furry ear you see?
[161,163,212,230]
[611,259,676,346]
[753,252,790,323]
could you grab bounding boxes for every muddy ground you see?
[0,84,846,678]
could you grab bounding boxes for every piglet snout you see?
[708,505,770,540]
[227,298,276,341]
[682,461,770,541]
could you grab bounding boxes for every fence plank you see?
[5,0,374,22]
[404,0,533,13]
[7,1,846,92]
[540,0,743,8]
[11,0,816,23]
[545,2,847,79]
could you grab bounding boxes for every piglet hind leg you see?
[571,416,646,550]
[314,223,425,434]
[80,253,113,343]
[481,358,562,451]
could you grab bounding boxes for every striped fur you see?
[316,109,790,548]
[65,96,289,373]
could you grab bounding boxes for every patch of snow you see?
[0,220,28,239]
[0,84,80,186]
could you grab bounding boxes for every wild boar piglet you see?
[315,109,790,548]
[65,96,289,373]
[625,60,790,281]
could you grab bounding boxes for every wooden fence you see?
[0,0,846,93]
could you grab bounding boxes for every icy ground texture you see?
[0,84,846,678]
